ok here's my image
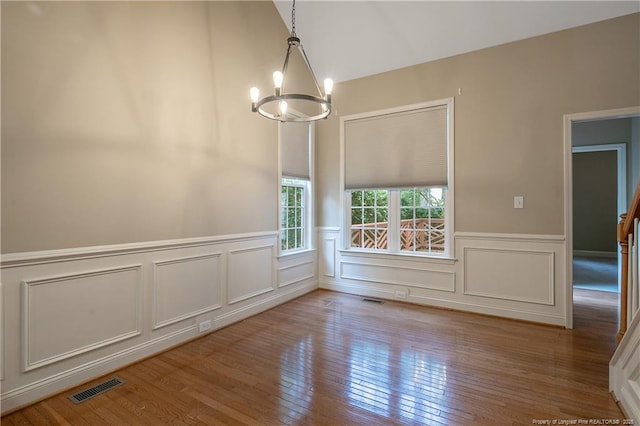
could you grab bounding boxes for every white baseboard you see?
[320,279,565,326]
[573,250,617,259]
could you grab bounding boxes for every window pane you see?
[295,207,302,224]
[351,190,363,207]
[400,189,414,207]
[287,187,296,206]
[376,208,388,224]
[399,187,446,254]
[363,208,375,224]
[400,208,413,220]
[363,190,376,207]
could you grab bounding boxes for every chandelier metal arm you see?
[252,93,331,122]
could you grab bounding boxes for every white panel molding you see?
[463,247,555,306]
[321,238,337,277]
[340,260,455,292]
[611,312,640,423]
[1,231,279,268]
[21,265,142,372]
[321,232,566,326]
[2,325,196,414]
[278,259,315,288]
[152,253,223,330]
[227,244,276,305]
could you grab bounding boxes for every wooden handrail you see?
[617,180,640,344]
[622,181,640,238]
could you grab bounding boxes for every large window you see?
[349,188,446,255]
[343,99,453,257]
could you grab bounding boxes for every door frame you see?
[563,106,640,329]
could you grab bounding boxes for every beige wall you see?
[1,1,289,253]
[572,151,617,252]
[317,13,640,235]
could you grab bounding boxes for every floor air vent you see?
[362,298,384,304]
[69,376,125,404]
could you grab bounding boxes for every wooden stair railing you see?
[617,180,640,344]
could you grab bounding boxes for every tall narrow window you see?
[281,177,307,251]
[280,121,313,253]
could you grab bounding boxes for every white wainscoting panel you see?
[279,259,314,288]
[227,245,276,304]
[463,248,555,305]
[153,253,222,329]
[341,261,455,292]
[1,231,318,415]
[321,238,336,278]
[21,265,142,372]
[319,228,566,326]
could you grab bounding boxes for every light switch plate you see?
[514,196,524,209]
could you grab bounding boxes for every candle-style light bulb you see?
[273,71,284,89]
[250,87,260,103]
[324,78,334,95]
[279,101,288,116]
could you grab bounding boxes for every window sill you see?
[338,249,457,265]
[277,248,317,261]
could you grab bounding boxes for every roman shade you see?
[344,105,447,189]
[281,122,310,179]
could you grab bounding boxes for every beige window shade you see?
[344,106,447,189]
[281,122,310,179]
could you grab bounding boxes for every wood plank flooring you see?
[2,289,625,425]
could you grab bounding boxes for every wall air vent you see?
[68,376,125,404]
[362,298,384,304]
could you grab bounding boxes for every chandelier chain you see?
[291,0,296,36]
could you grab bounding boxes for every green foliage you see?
[281,184,305,250]
[351,190,388,224]
[400,188,445,219]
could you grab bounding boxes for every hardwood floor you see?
[2,289,625,425]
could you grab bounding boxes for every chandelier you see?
[250,0,333,122]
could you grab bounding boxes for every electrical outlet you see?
[198,320,212,333]
[395,290,408,300]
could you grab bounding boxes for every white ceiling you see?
[273,1,640,83]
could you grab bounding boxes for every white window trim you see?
[339,98,455,259]
[278,120,315,257]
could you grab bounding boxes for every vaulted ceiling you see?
[273,1,640,83]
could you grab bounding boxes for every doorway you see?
[564,106,640,329]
